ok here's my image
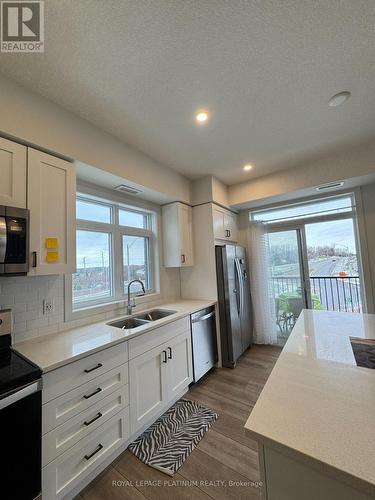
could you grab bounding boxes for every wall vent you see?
[114,184,141,195]
[316,181,345,192]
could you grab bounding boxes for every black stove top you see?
[0,344,41,397]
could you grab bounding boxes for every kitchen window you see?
[67,194,157,314]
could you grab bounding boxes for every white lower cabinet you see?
[129,342,169,433]
[129,329,193,434]
[42,344,129,499]
[43,386,129,465]
[43,364,128,434]
[43,408,129,500]
[168,332,193,400]
[41,316,195,499]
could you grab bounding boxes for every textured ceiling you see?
[1,0,375,185]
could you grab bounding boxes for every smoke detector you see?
[114,184,141,195]
[316,181,345,192]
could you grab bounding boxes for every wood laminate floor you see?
[77,345,281,500]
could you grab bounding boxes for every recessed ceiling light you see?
[328,91,351,107]
[243,164,253,171]
[195,111,209,123]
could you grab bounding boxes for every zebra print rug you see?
[128,399,218,475]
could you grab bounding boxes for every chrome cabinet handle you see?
[83,387,102,399]
[84,412,102,427]
[167,347,172,359]
[84,443,103,461]
[84,363,103,373]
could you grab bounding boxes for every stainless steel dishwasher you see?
[191,306,218,382]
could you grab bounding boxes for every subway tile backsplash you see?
[0,269,181,344]
[0,275,65,343]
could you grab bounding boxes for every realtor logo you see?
[1,1,44,52]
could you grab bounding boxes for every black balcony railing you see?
[271,276,362,313]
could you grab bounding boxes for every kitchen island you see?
[245,309,375,500]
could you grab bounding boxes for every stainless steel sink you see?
[107,317,149,330]
[134,309,177,321]
[107,309,177,330]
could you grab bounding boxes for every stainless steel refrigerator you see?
[215,244,252,367]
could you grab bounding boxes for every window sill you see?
[65,292,162,323]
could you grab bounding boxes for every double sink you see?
[107,309,177,330]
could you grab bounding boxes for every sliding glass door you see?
[251,194,364,346]
[268,215,362,345]
[268,228,308,345]
[305,217,362,313]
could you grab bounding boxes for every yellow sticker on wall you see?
[46,238,58,249]
[46,251,59,263]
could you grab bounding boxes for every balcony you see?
[272,276,362,343]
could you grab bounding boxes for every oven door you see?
[0,381,42,499]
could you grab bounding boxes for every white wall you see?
[359,183,375,312]
[229,138,375,208]
[0,75,191,204]
[180,204,217,300]
[192,175,230,208]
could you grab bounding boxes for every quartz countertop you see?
[14,299,215,373]
[245,309,375,496]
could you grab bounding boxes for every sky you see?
[268,218,357,253]
[76,200,148,269]
[305,218,356,253]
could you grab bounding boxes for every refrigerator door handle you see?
[234,257,243,316]
[236,258,244,316]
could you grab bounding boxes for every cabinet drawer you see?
[43,364,128,434]
[43,342,128,402]
[128,317,190,360]
[43,408,129,500]
[43,385,129,466]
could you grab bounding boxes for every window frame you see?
[248,189,374,314]
[65,192,158,320]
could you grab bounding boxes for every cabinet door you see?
[28,148,76,275]
[0,137,27,208]
[166,331,193,400]
[129,344,169,433]
[162,202,194,267]
[213,206,226,240]
[224,212,238,242]
[179,204,194,267]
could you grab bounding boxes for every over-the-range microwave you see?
[0,205,29,275]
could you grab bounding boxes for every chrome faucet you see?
[126,279,146,315]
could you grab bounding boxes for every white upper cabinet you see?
[28,148,76,275]
[224,210,238,242]
[213,206,226,239]
[0,137,27,208]
[212,205,238,242]
[162,202,194,267]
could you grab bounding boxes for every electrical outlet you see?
[43,299,54,315]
